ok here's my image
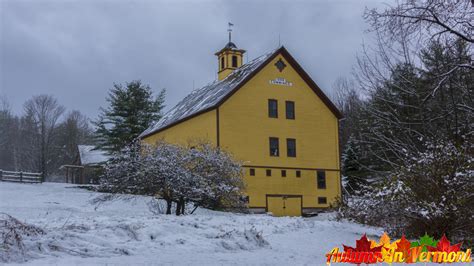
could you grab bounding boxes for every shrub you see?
[339,140,473,245]
[98,141,246,215]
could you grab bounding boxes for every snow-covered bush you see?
[183,143,245,211]
[98,140,245,215]
[338,178,412,235]
[97,140,145,195]
[0,213,45,263]
[397,140,473,244]
[340,140,473,244]
[217,227,269,251]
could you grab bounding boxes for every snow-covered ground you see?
[0,182,382,265]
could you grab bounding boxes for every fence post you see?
[20,171,23,183]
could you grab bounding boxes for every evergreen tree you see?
[419,39,473,144]
[94,80,165,153]
[342,135,365,194]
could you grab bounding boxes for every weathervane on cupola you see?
[228,22,234,43]
[215,22,246,81]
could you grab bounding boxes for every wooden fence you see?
[0,170,43,183]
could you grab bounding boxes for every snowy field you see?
[0,182,383,265]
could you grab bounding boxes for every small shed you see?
[78,145,110,166]
[62,145,110,184]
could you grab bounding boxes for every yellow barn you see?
[140,40,342,216]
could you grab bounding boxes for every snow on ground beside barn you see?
[1,182,381,265]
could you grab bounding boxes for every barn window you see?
[232,55,238,67]
[296,170,301,178]
[281,170,287,177]
[286,101,295,119]
[287,138,296,157]
[269,137,279,156]
[249,168,255,176]
[268,99,278,118]
[317,170,326,189]
[221,57,225,69]
[266,169,272,176]
[318,197,327,204]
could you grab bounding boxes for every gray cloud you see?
[0,0,385,119]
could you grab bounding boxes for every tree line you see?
[0,95,93,179]
[0,80,165,180]
[335,0,472,244]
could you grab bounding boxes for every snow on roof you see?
[140,49,278,138]
[78,145,110,165]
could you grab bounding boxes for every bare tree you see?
[0,95,10,111]
[56,110,94,167]
[332,77,365,148]
[0,96,11,154]
[365,0,473,69]
[23,95,65,179]
[0,96,15,170]
[357,0,472,165]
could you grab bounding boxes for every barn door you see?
[284,197,302,216]
[267,195,302,217]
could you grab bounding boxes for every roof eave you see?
[277,47,343,119]
[214,48,246,56]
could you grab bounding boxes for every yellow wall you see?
[218,54,340,209]
[142,109,217,147]
[242,169,340,208]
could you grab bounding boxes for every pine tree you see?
[342,135,365,194]
[94,80,165,153]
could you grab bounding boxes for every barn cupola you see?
[215,23,246,81]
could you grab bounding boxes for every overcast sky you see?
[1,0,388,119]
